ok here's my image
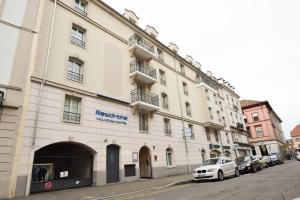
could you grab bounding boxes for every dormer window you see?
[157,48,164,62]
[128,17,136,24]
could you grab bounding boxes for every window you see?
[251,146,257,155]
[180,63,185,75]
[252,112,259,121]
[157,48,164,62]
[161,93,168,109]
[295,137,300,142]
[255,126,263,137]
[188,124,194,139]
[206,128,211,141]
[74,0,87,16]
[217,111,221,122]
[195,74,200,83]
[225,132,230,144]
[63,95,81,122]
[159,69,166,85]
[206,89,210,100]
[186,102,191,116]
[208,107,213,119]
[222,116,226,126]
[183,82,188,95]
[164,118,171,136]
[71,24,85,48]
[219,101,223,111]
[246,127,251,138]
[214,130,219,142]
[67,57,83,82]
[166,148,173,167]
[213,93,217,105]
[244,117,248,124]
[139,113,148,132]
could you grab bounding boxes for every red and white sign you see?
[44,181,53,190]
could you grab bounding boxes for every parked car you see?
[253,155,268,168]
[236,155,262,173]
[296,153,300,161]
[269,153,284,165]
[262,155,275,167]
[193,157,239,181]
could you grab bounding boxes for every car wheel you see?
[235,168,240,177]
[218,170,224,181]
[252,165,257,173]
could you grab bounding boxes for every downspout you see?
[25,0,57,196]
[32,0,57,147]
[173,54,191,173]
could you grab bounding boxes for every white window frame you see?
[166,148,173,167]
[164,118,171,136]
[255,126,263,137]
[139,113,148,133]
[161,93,168,109]
[74,0,87,15]
[67,58,83,82]
[63,95,81,123]
[159,69,166,85]
[183,82,188,95]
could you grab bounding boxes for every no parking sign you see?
[44,181,52,190]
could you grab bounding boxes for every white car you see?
[296,154,300,161]
[193,157,239,181]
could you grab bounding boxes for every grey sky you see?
[104,0,300,138]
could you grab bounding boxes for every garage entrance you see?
[30,142,94,193]
[139,146,152,178]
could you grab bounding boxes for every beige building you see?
[0,0,246,198]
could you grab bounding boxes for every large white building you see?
[0,0,249,198]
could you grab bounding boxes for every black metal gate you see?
[106,145,119,183]
[31,142,93,193]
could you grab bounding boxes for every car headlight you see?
[207,168,215,172]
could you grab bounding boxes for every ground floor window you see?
[166,148,173,167]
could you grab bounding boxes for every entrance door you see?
[106,145,120,183]
[139,146,152,178]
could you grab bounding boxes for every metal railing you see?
[187,110,192,116]
[164,129,171,136]
[74,6,87,16]
[130,60,157,79]
[63,111,81,122]
[67,71,83,82]
[70,36,85,48]
[131,89,159,107]
[129,34,154,53]
[162,102,168,109]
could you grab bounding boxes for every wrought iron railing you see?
[67,71,83,82]
[129,34,154,53]
[74,6,87,16]
[63,111,81,122]
[164,129,171,136]
[70,36,85,48]
[131,89,159,107]
[130,60,157,79]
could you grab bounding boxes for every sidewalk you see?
[15,174,192,200]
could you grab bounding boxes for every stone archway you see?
[139,146,152,178]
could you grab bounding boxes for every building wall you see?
[292,136,300,150]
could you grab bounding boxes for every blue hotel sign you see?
[96,110,128,125]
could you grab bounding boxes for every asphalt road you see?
[111,160,300,200]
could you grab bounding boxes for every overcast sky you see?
[104,0,300,139]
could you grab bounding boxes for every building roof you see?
[291,124,300,137]
[240,99,282,123]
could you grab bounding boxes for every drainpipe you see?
[173,54,190,173]
[25,0,57,196]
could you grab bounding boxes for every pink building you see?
[240,100,286,157]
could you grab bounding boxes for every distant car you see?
[262,155,275,167]
[269,153,284,165]
[236,155,262,173]
[296,154,300,161]
[193,157,239,181]
[253,155,268,168]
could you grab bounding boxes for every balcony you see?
[70,36,85,48]
[129,34,155,60]
[67,71,83,82]
[63,111,81,123]
[129,60,157,84]
[131,89,159,112]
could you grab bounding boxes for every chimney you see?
[123,9,139,25]
[168,42,179,53]
[185,55,193,63]
[145,25,158,38]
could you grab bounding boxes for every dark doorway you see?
[260,145,269,156]
[30,142,94,193]
[139,146,152,178]
[106,145,120,183]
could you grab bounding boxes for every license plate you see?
[198,174,206,177]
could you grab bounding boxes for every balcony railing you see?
[74,6,87,16]
[63,111,81,122]
[187,111,192,116]
[131,89,159,107]
[67,71,83,82]
[164,129,171,136]
[129,34,154,53]
[130,60,157,79]
[70,36,85,48]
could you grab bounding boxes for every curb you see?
[89,179,193,200]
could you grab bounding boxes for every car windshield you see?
[236,156,250,162]
[202,158,220,166]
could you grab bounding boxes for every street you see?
[109,160,300,200]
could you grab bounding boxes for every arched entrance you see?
[30,142,94,193]
[106,144,120,183]
[210,150,221,158]
[139,146,152,178]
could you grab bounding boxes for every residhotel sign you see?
[96,110,128,125]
